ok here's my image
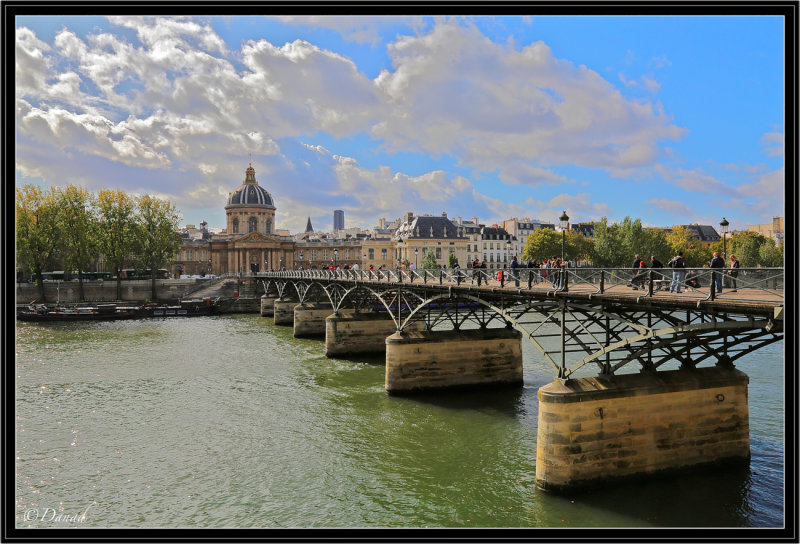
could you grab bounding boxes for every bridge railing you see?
[259,267,783,303]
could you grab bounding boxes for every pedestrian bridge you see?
[253,266,784,492]
[256,266,783,382]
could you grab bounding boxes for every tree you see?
[16,185,61,302]
[522,228,562,262]
[590,218,626,267]
[665,226,711,268]
[57,185,98,301]
[421,249,438,269]
[96,189,139,301]
[728,231,770,268]
[134,195,184,300]
[448,251,459,268]
[564,230,594,264]
[758,239,783,267]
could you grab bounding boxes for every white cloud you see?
[646,198,693,217]
[761,131,784,157]
[373,22,686,173]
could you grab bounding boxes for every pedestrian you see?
[727,254,740,292]
[510,256,520,287]
[667,251,686,293]
[631,258,647,290]
[632,254,641,271]
[710,251,725,293]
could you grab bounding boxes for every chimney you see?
[441,212,447,218]
[407,212,414,223]
[379,218,386,229]
[472,217,479,225]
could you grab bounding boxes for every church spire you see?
[305,216,314,233]
[244,161,257,185]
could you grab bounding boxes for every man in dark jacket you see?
[650,255,665,289]
[668,251,685,293]
[710,252,725,293]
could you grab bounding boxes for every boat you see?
[17,303,140,322]
[135,298,222,318]
[17,298,222,322]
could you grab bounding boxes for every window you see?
[436,248,441,259]
[232,218,239,233]
[449,247,455,254]
[381,249,387,260]
[266,219,271,233]
[311,250,317,260]
[249,217,257,233]
[323,249,329,261]
[187,250,193,260]
[298,251,304,261]
[369,248,375,260]
[345,249,350,259]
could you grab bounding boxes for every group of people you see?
[468,256,569,288]
[630,251,741,294]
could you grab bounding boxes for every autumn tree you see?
[96,189,139,300]
[758,239,783,267]
[522,228,563,262]
[665,225,711,268]
[16,185,61,302]
[133,194,184,300]
[56,185,98,301]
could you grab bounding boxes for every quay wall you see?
[15,280,205,303]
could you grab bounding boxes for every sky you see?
[14,13,786,235]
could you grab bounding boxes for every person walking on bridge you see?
[710,252,725,294]
[728,254,740,292]
[668,251,685,293]
[510,256,521,287]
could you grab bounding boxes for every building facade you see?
[393,212,469,269]
[333,209,345,231]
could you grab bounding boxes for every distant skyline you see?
[15,12,787,234]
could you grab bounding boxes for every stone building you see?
[480,225,519,269]
[748,217,784,246]
[393,212,469,269]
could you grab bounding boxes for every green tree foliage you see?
[522,228,563,262]
[96,189,139,300]
[758,239,783,267]
[665,226,711,268]
[421,249,438,269]
[56,185,98,301]
[16,185,61,302]
[589,218,626,267]
[448,251,459,268]
[134,194,184,299]
[565,230,594,264]
[728,231,774,268]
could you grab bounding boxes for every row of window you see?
[231,217,272,234]
[297,248,373,261]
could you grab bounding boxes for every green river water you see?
[14,313,784,530]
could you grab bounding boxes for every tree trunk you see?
[116,268,122,301]
[37,277,46,303]
[78,269,85,302]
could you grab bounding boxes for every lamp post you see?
[334,248,338,269]
[415,247,419,269]
[559,210,569,263]
[720,217,729,261]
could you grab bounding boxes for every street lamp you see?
[334,248,338,269]
[719,217,729,260]
[415,247,419,269]
[559,210,570,263]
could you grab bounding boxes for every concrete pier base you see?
[385,328,523,394]
[535,367,750,492]
[260,295,276,317]
[273,299,298,326]
[294,302,334,338]
[325,312,424,357]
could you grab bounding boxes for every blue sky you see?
[15,15,785,234]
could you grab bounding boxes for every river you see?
[14,313,784,529]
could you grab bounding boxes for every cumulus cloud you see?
[654,164,737,196]
[646,198,693,217]
[373,22,686,173]
[761,131,784,157]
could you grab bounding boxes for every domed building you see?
[206,162,295,274]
